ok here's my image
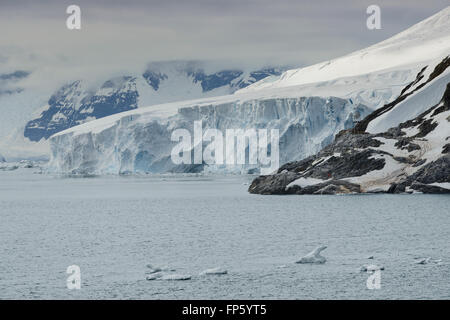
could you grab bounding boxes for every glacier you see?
[48,96,368,174]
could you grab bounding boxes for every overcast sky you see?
[0,0,448,87]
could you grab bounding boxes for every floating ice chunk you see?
[161,266,177,272]
[199,267,228,276]
[161,274,192,281]
[415,257,442,265]
[146,269,191,281]
[146,264,162,274]
[416,257,431,265]
[296,245,327,264]
[0,164,19,171]
[360,264,384,272]
[146,272,163,280]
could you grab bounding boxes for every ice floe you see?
[360,264,385,272]
[296,245,327,264]
[199,267,228,276]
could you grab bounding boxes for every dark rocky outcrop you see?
[249,171,300,195]
[404,155,450,185]
[443,144,450,154]
[410,182,450,194]
[292,180,361,195]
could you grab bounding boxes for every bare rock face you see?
[407,155,450,185]
[248,171,300,195]
[410,182,450,194]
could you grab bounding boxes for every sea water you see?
[0,168,449,299]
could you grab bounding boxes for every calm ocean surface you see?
[1,168,449,299]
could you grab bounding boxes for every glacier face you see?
[48,96,369,174]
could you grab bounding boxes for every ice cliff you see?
[48,96,368,174]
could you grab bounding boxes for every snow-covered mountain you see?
[46,7,450,175]
[249,55,450,194]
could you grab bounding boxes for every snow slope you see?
[367,63,450,133]
[238,6,450,93]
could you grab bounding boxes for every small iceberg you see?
[0,164,19,171]
[146,264,162,274]
[199,267,228,276]
[145,264,191,281]
[296,245,327,264]
[416,257,431,265]
[146,272,163,280]
[161,274,192,281]
[360,264,384,272]
[415,257,442,265]
[146,271,191,281]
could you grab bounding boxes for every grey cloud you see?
[0,0,448,90]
